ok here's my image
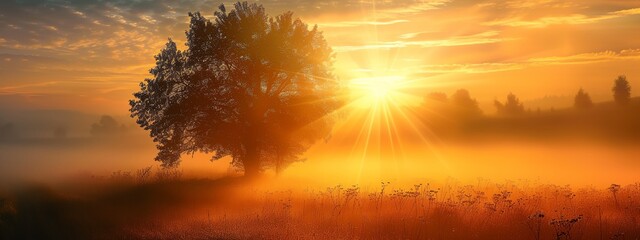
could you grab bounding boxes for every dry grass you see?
[122,178,640,239]
[1,168,639,239]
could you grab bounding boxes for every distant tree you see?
[495,93,525,115]
[574,88,593,109]
[450,89,482,116]
[129,2,341,177]
[612,75,631,106]
[426,92,448,102]
[91,115,125,136]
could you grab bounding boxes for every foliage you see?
[612,75,631,106]
[129,2,341,176]
[574,88,593,109]
[450,89,482,117]
[90,115,126,136]
[495,93,525,115]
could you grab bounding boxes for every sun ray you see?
[386,98,453,174]
[354,101,379,182]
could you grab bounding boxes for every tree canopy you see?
[91,115,125,136]
[450,89,482,117]
[612,75,631,106]
[574,88,593,109]
[495,93,524,115]
[129,2,342,176]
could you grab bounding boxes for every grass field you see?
[1,169,638,240]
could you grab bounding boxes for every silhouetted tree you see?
[450,89,482,117]
[612,75,631,106]
[91,115,125,136]
[495,93,524,115]
[129,2,341,177]
[574,88,593,109]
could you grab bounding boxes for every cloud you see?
[333,31,510,52]
[398,31,436,39]
[416,49,640,74]
[0,81,60,95]
[418,63,524,74]
[318,20,409,28]
[380,0,451,15]
[0,0,225,61]
[1,0,640,113]
[503,0,578,9]
[487,7,640,28]
[529,49,640,65]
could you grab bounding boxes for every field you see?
[2,1,640,239]
[1,169,638,240]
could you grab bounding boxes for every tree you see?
[612,75,631,106]
[91,115,125,136]
[574,88,593,109]
[450,89,482,117]
[495,93,524,115]
[129,2,341,177]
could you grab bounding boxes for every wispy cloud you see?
[1,0,640,111]
[418,63,523,74]
[381,0,451,15]
[398,31,435,39]
[417,49,640,74]
[318,19,409,28]
[334,31,509,52]
[487,7,640,28]
[0,81,60,94]
[503,0,578,9]
[529,49,640,65]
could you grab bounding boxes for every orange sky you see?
[1,0,640,114]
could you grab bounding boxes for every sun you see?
[349,75,409,106]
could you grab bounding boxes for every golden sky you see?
[1,0,640,114]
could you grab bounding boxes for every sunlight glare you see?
[350,75,408,107]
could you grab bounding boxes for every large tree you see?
[130,2,341,177]
[612,75,631,106]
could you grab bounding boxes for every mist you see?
[3,98,639,188]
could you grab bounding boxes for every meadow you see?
[1,168,638,240]
[2,102,640,239]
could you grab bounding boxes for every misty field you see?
[1,170,639,240]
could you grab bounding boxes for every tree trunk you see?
[243,142,261,178]
[275,154,282,176]
[275,147,283,176]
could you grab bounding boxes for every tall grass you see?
[1,169,639,239]
[124,178,640,239]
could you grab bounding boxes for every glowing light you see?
[349,75,411,106]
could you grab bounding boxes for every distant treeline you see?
[420,75,640,141]
[0,115,131,143]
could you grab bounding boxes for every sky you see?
[1,0,640,114]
